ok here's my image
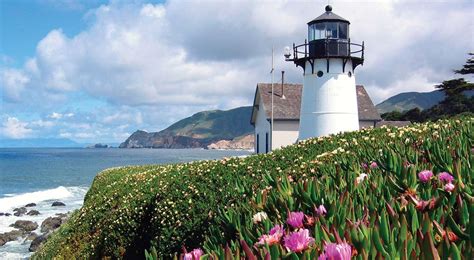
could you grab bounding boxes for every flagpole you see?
[271,47,274,152]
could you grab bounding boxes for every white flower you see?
[356,173,368,185]
[253,211,268,224]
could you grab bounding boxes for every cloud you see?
[1,0,472,141]
[1,117,33,139]
[48,112,74,119]
[0,68,30,102]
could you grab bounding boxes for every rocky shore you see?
[206,134,254,150]
[0,201,69,252]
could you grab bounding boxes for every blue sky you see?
[0,0,473,143]
[2,0,102,64]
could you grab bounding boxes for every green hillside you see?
[376,90,474,114]
[119,106,253,148]
[34,116,472,259]
[375,90,445,113]
[163,106,253,139]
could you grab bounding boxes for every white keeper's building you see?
[250,83,381,154]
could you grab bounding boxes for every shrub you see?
[34,117,473,259]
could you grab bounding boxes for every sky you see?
[0,0,473,143]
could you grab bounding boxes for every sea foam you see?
[0,186,88,258]
[0,186,74,212]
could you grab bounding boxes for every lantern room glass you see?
[308,22,349,41]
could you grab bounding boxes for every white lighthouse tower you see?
[285,5,364,140]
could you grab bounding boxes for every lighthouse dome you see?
[308,5,350,25]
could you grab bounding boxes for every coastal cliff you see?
[206,134,254,150]
[119,106,253,149]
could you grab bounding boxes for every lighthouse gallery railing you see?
[292,39,364,60]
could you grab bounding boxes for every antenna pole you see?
[271,47,274,153]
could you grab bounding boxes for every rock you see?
[27,210,40,216]
[10,220,38,232]
[25,232,38,241]
[41,217,62,233]
[0,212,4,216]
[51,201,66,207]
[5,213,11,216]
[87,143,109,148]
[29,234,49,252]
[55,213,68,218]
[207,134,254,150]
[0,230,26,246]
[13,207,27,216]
[25,203,37,207]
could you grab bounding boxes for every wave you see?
[0,186,88,212]
[0,186,89,257]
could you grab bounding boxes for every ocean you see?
[0,148,250,259]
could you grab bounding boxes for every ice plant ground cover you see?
[33,117,473,259]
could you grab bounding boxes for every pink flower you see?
[287,211,304,229]
[361,163,368,169]
[418,170,433,183]
[284,229,315,253]
[183,248,203,260]
[438,172,454,183]
[256,225,284,246]
[318,242,352,260]
[444,182,455,192]
[315,205,327,216]
[370,162,378,168]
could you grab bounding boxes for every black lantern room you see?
[286,5,364,72]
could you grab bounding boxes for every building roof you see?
[376,121,412,127]
[356,85,382,121]
[251,84,382,124]
[308,5,349,25]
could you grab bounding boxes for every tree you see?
[435,53,473,97]
[434,78,473,97]
[454,52,474,75]
[383,52,474,123]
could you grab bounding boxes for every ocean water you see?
[0,148,250,259]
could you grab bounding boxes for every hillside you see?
[375,90,445,113]
[376,89,474,114]
[119,106,253,148]
[33,116,472,259]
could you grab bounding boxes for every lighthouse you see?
[285,5,364,140]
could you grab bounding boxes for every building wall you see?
[254,117,377,154]
[254,101,271,154]
[272,121,299,150]
[359,120,377,129]
[300,58,359,139]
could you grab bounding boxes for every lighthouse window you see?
[308,24,315,41]
[315,23,326,40]
[326,23,338,38]
[339,23,348,39]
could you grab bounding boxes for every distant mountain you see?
[0,138,81,148]
[376,90,474,114]
[376,90,446,114]
[120,106,253,149]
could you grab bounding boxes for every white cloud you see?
[1,117,33,139]
[0,68,30,102]
[48,112,74,119]
[49,112,63,119]
[1,0,473,141]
